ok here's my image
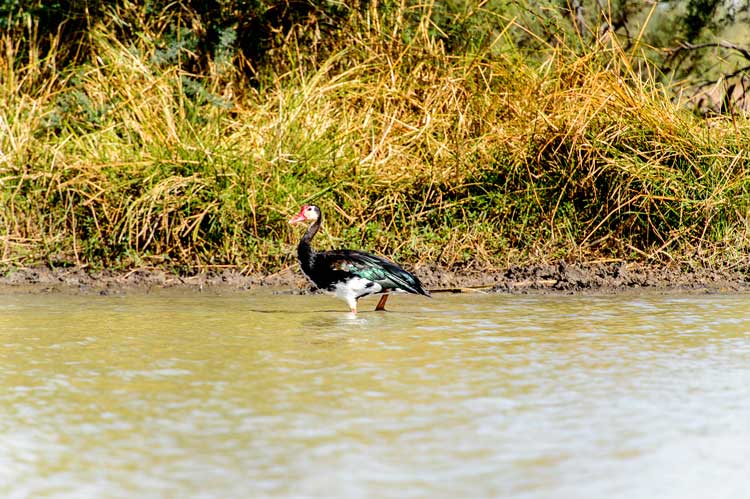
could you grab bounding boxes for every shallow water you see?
[1,290,749,498]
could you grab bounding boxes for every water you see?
[1,290,749,498]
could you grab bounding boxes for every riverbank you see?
[4,5,750,276]
[2,263,747,295]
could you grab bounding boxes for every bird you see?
[288,204,430,313]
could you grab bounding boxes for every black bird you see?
[289,205,430,313]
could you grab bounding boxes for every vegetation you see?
[2,1,750,275]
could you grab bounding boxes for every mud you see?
[1,261,748,295]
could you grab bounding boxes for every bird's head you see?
[289,205,321,225]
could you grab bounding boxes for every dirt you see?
[1,261,748,295]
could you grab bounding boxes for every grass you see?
[2,5,750,275]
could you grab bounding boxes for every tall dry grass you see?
[2,4,750,274]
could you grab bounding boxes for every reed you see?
[2,4,749,274]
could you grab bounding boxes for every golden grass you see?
[2,6,750,273]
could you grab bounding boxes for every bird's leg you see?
[375,294,389,311]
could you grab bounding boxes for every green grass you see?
[2,5,750,275]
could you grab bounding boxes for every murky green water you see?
[1,290,749,498]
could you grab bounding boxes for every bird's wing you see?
[320,249,429,296]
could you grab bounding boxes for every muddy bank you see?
[1,262,748,295]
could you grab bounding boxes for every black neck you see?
[297,216,321,274]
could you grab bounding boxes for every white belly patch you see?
[332,277,383,301]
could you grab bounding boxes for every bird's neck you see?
[297,218,321,273]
